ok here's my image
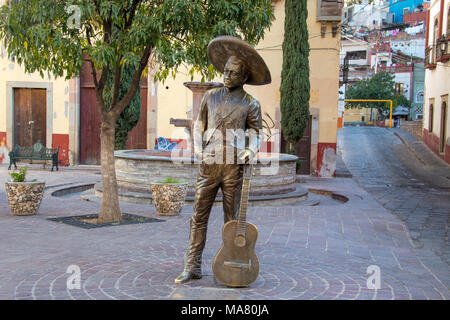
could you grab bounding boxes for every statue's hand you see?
[195,151,216,163]
[194,151,203,161]
[238,148,255,164]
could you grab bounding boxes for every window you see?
[395,83,404,95]
[440,102,447,153]
[429,104,434,132]
[433,18,439,62]
[434,19,439,46]
[403,8,410,16]
[348,50,367,60]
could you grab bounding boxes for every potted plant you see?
[5,166,45,216]
[150,177,188,216]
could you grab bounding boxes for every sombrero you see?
[207,36,271,86]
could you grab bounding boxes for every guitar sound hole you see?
[234,235,246,247]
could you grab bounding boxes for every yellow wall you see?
[307,7,340,143]
[156,68,194,139]
[344,108,372,123]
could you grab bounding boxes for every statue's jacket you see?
[193,87,262,158]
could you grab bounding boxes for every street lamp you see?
[437,35,449,62]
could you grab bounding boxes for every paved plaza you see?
[0,132,449,300]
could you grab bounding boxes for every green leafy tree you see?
[0,0,274,223]
[344,0,375,5]
[345,71,403,119]
[393,94,411,109]
[280,0,310,156]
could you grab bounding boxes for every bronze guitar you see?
[212,162,259,287]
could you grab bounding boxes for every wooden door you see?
[280,116,312,175]
[79,86,101,165]
[14,88,46,147]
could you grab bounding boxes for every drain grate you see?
[47,213,164,229]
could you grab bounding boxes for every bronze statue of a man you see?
[175,36,271,284]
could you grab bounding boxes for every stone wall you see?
[400,120,423,138]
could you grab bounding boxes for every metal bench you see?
[8,141,60,171]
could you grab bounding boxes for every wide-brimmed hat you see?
[207,36,271,86]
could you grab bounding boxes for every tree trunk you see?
[377,107,385,120]
[98,117,121,223]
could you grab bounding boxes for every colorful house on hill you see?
[389,0,428,24]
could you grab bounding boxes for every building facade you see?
[423,0,450,163]
[0,43,71,165]
[389,0,428,24]
[343,2,394,29]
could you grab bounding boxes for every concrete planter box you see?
[5,180,45,215]
[150,181,188,216]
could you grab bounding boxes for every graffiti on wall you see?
[0,135,9,164]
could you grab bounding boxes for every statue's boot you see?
[174,221,206,284]
[174,268,202,284]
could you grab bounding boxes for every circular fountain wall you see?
[93,150,308,206]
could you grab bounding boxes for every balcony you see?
[375,43,390,54]
[436,35,450,63]
[316,0,343,21]
[425,46,437,69]
[378,65,413,73]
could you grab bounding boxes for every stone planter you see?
[150,181,188,216]
[5,180,45,216]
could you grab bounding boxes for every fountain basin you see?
[94,150,309,206]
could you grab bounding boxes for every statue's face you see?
[223,56,248,89]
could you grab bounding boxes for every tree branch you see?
[110,45,152,120]
[111,58,122,107]
[86,27,99,90]
[125,0,142,29]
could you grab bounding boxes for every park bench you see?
[8,141,60,171]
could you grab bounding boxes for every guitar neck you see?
[237,163,253,236]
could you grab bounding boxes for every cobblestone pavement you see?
[338,127,450,271]
[0,162,448,300]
